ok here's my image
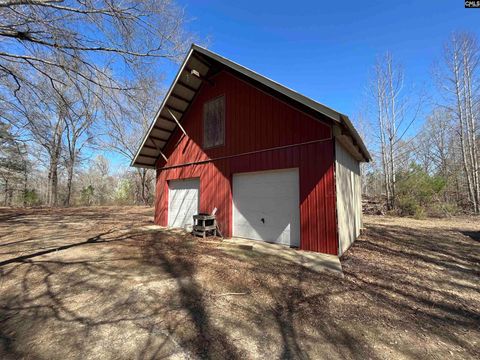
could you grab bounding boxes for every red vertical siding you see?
[155,70,338,255]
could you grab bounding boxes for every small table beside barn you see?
[192,213,222,238]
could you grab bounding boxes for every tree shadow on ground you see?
[0,230,116,267]
[461,230,480,242]
[0,237,183,359]
[0,209,479,359]
[141,233,246,359]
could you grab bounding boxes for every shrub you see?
[429,202,459,217]
[23,189,40,206]
[80,185,95,206]
[114,179,133,205]
[395,163,446,218]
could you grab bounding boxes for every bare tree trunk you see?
[141,169,147,205]
[377,74,391,209]
[65,156,75,206]
[23,165,27,207]
[136,168,149,205]
[3,179,8,206]
[448,34,480,213]
[462,41,480,213]
[48,117,64,207]
[464,67,479,212]
[452,47,476,211]
[50,158,59,206]
[372,54,408,211]
[458,104,475,210]
[46,165,52,205]
[7,186,13,206]
[387,58,397,209]
[381,144,391,209]
[64,137,77,206]
[389,140,395,209]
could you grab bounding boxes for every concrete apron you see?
[223,238,343,277]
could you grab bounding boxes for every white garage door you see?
[233,169,300,247]
[168,178,199,228]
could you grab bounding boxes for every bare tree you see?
[436,32,480,213]
[79,155,115,205]
[99,74,160,204]
[367,53,424,210]
[416,108,454,178]
[12,78,67,206]
[0,0,193,207]
[0,122,27,205]
[63,81,97,206]
[0,0,191,100]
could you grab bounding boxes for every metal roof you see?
[131,44,371,168]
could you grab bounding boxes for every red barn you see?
[132,45,371,256]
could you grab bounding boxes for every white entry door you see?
[232,169,300,247]
[168,178,199,228]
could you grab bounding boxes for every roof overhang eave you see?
[130,47,197,168]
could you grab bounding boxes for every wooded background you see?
[0,1,479,216]
[361,34,480,216]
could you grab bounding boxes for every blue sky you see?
[172,0,479,118]
[111,0,479,170]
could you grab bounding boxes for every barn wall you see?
[155,70,339,254]
[335,140,362,255]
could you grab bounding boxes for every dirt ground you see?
[0,207,479,360]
